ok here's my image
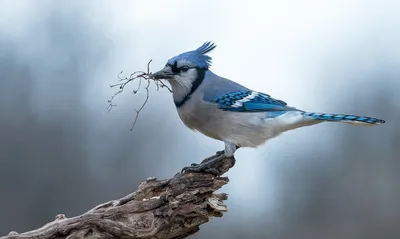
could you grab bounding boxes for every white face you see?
[169,69,198,104]
[153,58,205,105]
[165,60,200,103]
[171,59,198,83]
[172,67,198,85]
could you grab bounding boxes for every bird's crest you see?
[167,41,217,69]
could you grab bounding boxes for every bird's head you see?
[152,42,216,105]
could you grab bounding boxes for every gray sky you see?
[0,1,399,238]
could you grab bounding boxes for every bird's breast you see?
[176,97,223,140]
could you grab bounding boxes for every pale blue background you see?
[0,1,399,238]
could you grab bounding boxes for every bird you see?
[151,41,385,175]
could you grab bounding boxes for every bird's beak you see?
[152,67,174,80]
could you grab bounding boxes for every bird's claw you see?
[181,164,221,176]
[181,148,237,176]
[215,150,225,156]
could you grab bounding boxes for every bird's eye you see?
[180,66,190,73]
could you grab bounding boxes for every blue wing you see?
[211,90,298,112]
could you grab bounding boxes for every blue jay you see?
[152,42,385,175]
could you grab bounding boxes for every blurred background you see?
[0,1,399,238]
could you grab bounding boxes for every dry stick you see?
[131,79,150,131]
[1,153,235,239]
[107,60,173,130]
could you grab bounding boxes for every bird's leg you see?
[181,142,238,176]
[215,145,240,156]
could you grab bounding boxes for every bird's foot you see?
[188,151,224,168]
[181,165,220,176]
[181,153,235,176]
[215,150,225,156]
[215,145,239,156]
[181,144,239,176]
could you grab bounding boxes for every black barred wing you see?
[212,90,296,112]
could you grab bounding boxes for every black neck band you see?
[175,68,206,108]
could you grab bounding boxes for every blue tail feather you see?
[302,112,385,125]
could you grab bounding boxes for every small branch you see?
[131,79,150,131]
[2,153,235,239]
[107,60,173,130]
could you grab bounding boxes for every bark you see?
[1,153,235,239]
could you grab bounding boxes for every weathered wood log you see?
[1,153,235,239]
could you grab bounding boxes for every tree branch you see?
[1,153,235,239]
